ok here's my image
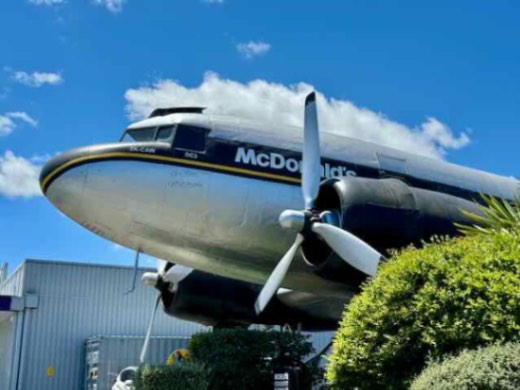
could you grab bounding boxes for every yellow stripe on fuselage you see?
[41,152,301,190]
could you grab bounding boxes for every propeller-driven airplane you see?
[40,92,518,360]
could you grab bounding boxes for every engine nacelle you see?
[159,270,338,330]
[302,176,482,285]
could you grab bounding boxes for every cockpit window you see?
[120,124,209,151]
[156,126,175,143]
[173,125,207,152]
[121,127,156,143]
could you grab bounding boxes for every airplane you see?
[39,92,518,360]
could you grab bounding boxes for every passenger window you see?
[377,154,408,175]
[156,126,175,143]
[173,125,207,152]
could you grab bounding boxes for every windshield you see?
[121,127,156,143]
[120,126,177,144]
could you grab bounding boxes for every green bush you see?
[326,228,520,389]
[189,328,316,390]
[411,343,520,390]
[134,362,209,390]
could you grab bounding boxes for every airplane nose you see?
[40,148,91,219]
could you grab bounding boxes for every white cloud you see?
[30,153,53,163]
[0,117,16,136]
[0,151,44,198]
[202,0,224,3]
[421,117,470,149]
[0,112,37,136]
[237,41,271,59]
[125,72,470,158]
[28,0,65,5]
[29,0,126,12]
[92,0,126,13]
[12,71,63,88]
[6,112,38,128]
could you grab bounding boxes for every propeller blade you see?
[162,264,193,284]
[140,294,161,364]
[311,222,382,276]
[302,92,322,209]
[156,259,168,274]
[255,234,304,315]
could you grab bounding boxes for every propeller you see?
[140,294,160,364]
[254,91,384,315]
[139,260,193,364]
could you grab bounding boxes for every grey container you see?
[85,335,190,390]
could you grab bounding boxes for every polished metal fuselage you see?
[46,158,352,298]
[43,112,519,300]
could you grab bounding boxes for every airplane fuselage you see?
[40,112,519,300]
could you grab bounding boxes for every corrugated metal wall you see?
[0,314,15,389]
[17,260,206,390]
[0,263,26,390]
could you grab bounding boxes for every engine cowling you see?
[159,269,338,330]
[302,176,482,285]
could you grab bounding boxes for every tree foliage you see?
[411,342,520,390]
[134,329,317,390]
[326,226,520,389]
[188,328,316,390]
[134,362,210,390]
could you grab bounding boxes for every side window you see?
[156,126,175,143]
[173,125,208,152]
[377,153,408,175]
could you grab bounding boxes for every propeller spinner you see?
[254,92,384,315]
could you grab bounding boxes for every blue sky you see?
[1,0,519,272]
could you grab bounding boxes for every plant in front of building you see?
[326,202,520,389]
[456,194,520,236]
[411,342,520,390]
[188,328,317,390]
[134,361,209,390]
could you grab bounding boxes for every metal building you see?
[0,259,334,390]
[0,259,206,390]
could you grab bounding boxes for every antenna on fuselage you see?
[124,249,141,295]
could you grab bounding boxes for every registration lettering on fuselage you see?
[184,151,199,159]
[130,146,156,154]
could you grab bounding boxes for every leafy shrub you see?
[134,362,209,390]
[326,228,520,389]
[189,328,316,390]
[411,343,520,390]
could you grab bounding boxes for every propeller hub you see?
[279,210,306,231]
[141,272,159,287]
